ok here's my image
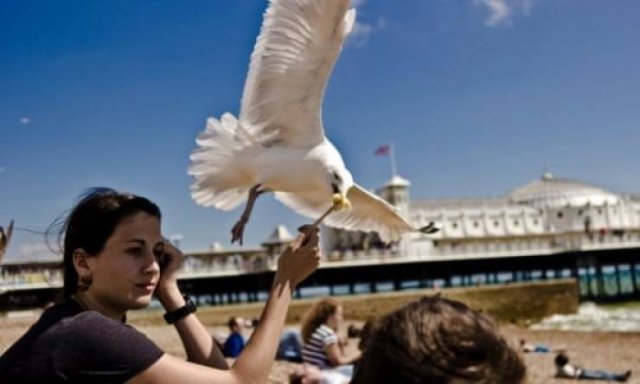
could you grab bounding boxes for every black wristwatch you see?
[163,295,197,324]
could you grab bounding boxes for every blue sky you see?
[1,0,639,260]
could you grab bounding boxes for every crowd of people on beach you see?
[0,189,633,383]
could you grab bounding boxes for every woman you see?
[0,188,320,383]
[300,298,361,381]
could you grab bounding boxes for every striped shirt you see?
[302,324,338,369]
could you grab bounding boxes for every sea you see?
[531,301,640,332]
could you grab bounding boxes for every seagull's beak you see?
[332,193,352,211]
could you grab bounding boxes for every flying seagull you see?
[189,0,438,245]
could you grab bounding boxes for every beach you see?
[2,311,639,383]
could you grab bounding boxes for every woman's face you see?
[327,304,343,330]
[85,212,163,315]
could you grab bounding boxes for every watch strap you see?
[163,296,197,324]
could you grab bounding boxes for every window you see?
[557,212,563,219]
[513,220,519,226]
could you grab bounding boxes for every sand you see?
[1,313,639,383]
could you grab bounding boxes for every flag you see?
[374,144,390,156]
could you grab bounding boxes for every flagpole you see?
[389,141,398,177]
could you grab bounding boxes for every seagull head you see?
[329,168,353,211]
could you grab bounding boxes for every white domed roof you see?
[507,173,620,208]
[383,174,410,187]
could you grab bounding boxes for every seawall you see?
[130,279,579,326]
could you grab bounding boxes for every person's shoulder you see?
[315,325,338,345]
[41,309,163,370]
[55,309,120,332]
[42,308,147,349]
[317,324,335,334]
[69,309,117,324]
[38,300,83,322]
[316,325,337,339]
[225,332,243,344]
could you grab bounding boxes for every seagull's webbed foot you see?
[230,184,265,246]
[419,222,441,234]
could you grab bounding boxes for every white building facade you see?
[323,173,640,262]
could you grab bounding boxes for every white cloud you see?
[19,116,31,125]
[345,1,386,48]
[473,0,535,27]
[348,16,386,47]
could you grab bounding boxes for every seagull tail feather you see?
[189,113,253,211]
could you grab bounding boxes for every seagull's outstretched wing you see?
[239,0,356,148]
[276,184,417,243]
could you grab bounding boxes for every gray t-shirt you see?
[0,300,163,383]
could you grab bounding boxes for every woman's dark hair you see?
[300,297,340,343]
[351,295,526,384]
[47,188,161,299]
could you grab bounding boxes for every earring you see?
[78,275,92,291]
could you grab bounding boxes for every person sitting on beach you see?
[301,298,361,381]
[520,338,551,353]
[0,188,320,384]
[222,316,246,358]
[351,294,527,384]
[554,352,631,382]
[276,329,304,363]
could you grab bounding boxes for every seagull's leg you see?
[231,184,266,245]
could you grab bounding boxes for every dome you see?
[383,174,410,187]
[507,173,620,208]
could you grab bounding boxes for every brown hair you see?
[300,297,340,343]
[352,295,526,384]
[227,316,243,331]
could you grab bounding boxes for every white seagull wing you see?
[239,0,356,148]
[275,184,416,243]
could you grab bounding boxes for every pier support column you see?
[614,264,622,298]
[631,264,639,299]
[596,263,604,301]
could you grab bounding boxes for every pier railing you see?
[1,230,640,291]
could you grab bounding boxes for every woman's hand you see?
[274,227,321,288]
[155,239,186,310]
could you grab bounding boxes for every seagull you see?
[189,0,438,245]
